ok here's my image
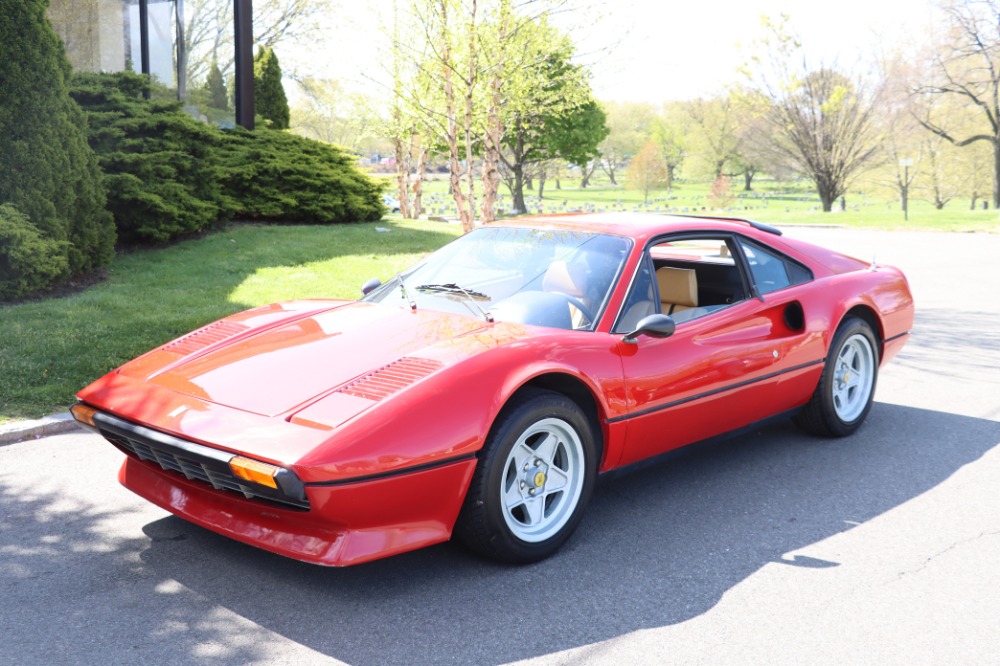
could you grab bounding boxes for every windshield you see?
[363,226,631,331]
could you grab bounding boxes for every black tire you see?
[795,316,880,437]
[455,388,599,563]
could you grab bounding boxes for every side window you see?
[614,256,656,333]
[739,239,813,295]
[613,236,746,332]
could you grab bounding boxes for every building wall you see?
[48,0,127,73]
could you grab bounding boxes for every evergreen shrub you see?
[70,71,229,243]
[69,72,383,244]
[218,128,385,224]
[0,205,71,301]
[0,0,115,297]
[253,47,290,130]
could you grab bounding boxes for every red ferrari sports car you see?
[72,214,913,566]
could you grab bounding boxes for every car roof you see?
[485,212,781,245]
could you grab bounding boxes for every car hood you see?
[124,302,491,417]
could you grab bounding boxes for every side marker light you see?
[229,456,280,489]
[70,403,98,428]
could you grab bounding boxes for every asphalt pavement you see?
[2,227,998,666]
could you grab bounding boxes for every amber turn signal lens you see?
[70,403,98,427]
[229,456,280,489]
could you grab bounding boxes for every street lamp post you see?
[899,158,914,222]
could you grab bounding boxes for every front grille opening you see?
[103,429,309,511]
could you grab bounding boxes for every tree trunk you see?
[438,0,471,232]
[818,186,835,212]
[412,145,429,218]
[509,121,528,214]
[666,163,677,188]
[744,170,754,191]
[512,163,527,214]
[581,159,598,188]
[479,0,509,224]
[462,0,478,231]
[993,140,1000,209]
[538,170,546,199]
[394,136,411,219]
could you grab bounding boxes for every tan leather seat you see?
[657,267,698,315]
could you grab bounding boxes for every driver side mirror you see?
[360,278,382,296]
[622,313,675,344]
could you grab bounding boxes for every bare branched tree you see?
[183,0,328,86]
[913,0,1000,207]
[745,16,883,211]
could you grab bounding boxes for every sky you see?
[283,0,942,104]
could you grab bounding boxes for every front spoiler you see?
[120,453,478,566]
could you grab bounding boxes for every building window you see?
[48,0,252,128]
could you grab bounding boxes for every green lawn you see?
[414,177,1000,233]
[0,220,461,423]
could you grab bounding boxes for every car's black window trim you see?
[733,236,815,297]
[611,231,754,332]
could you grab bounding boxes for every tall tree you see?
[254,46,290,129]
[205,60,229,110]
[745,16,882,211]
[499,30,608,213]
[598,101,656,186]
[0,0,114,298]
[649,103,688,187]
[182,0,328,87]
[626,140,668,203]
[913,0,1000,208]
[683,95,742,179]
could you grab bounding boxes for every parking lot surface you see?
[2,228,998,665]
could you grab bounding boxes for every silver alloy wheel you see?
[832,333,876,422]
[500,417,585,543]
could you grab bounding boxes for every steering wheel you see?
[555,293,596,328]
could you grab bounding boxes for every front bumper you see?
[117,444,478,566]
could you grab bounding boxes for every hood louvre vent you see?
[163,320,248,356]
[339,357,442,401]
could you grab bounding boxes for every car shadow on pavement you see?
[126,402,1000,666]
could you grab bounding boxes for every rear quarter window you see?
[740,239,813,295]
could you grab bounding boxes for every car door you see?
[611,233,825,467]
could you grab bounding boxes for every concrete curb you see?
[0,412,81,446]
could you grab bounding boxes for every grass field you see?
[2,177,998,422]
[411,177,1000,232]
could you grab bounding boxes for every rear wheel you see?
[795,316,879,437]
[455,388,598,563]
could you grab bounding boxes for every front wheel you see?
[455,389,598,563]
[795,316,879,437]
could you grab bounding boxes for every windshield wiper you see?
[416,283,489,299]
[397,272,416,310]
[415,283,494,323]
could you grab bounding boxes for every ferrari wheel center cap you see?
[532,471,546,487]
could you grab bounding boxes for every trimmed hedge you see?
[0,0,115,297]
[70,71,384,244]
